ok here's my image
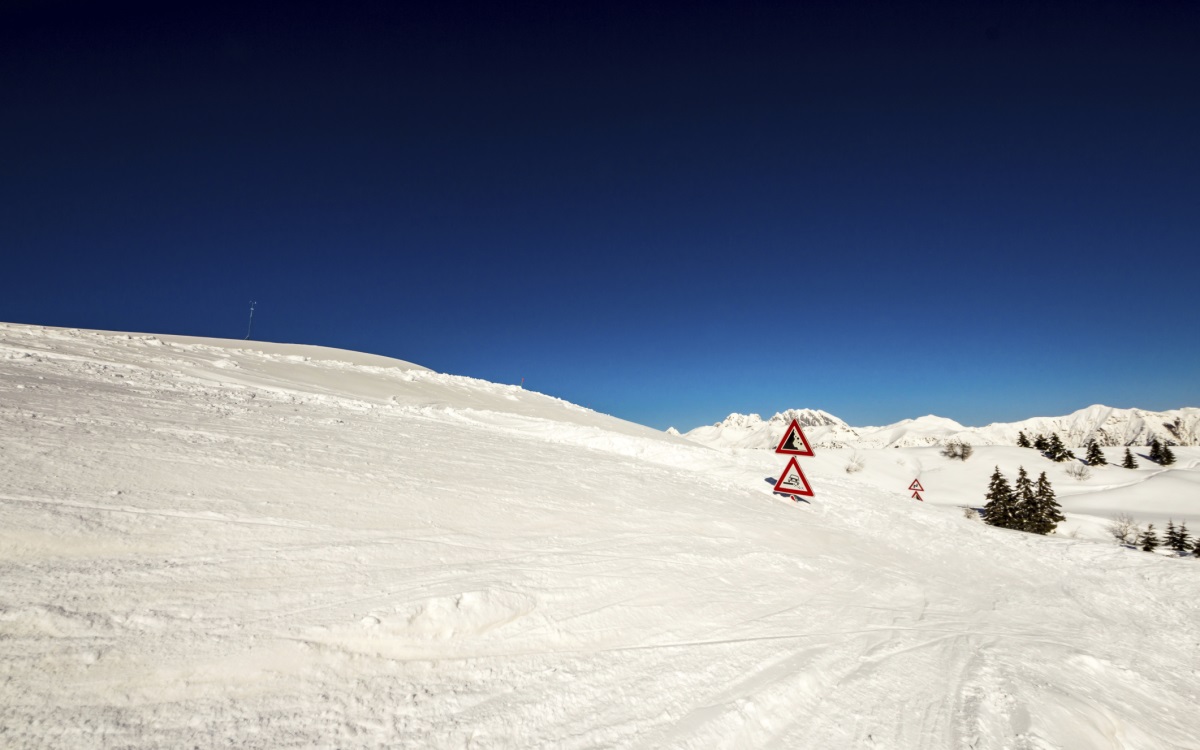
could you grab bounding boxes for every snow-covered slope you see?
[688,405,1200,450]
[3,322,1200,749]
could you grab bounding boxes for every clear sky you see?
[3,0,1198,431]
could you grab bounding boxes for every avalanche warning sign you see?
[773,456,815,498]
[775,419,815,456]
[909,479,924,492]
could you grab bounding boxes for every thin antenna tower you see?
[244,300,256,340]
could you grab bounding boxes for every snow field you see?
[2,322,1199,749]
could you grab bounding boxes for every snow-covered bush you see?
[1065,463,1091,481]
[845,453,865,474]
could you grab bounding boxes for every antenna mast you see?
[244,300,256,340]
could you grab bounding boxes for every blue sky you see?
[2,0,1198,430]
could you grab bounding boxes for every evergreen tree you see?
[1164,520,1181,552]
[1122,448,1138,469]
[1165,520,1192,554]
[1045,433,1075,462]
[1149,438,1163,464]
[1017,431,1032,449]
[1084,440,1107,466]
[1161,445,1176,466]
[1138,524,1160,552]
[983,467,1017,530]
[1031,472,1064,534]
[1033,434,1049,452]
[1193,534,1200,558]
[1012,467,1036,532]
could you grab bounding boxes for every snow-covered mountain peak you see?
[688,404,1200,451]
[767,408,848,427]
[715,412,765,429]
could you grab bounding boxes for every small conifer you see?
[983,467,1016,530]
[1164,520,1181,552]
[1033,434,1049,452]
[1017,431,1032,449]
[1179,522,1191,554]
[1161,445,1176,466]
[1084,440,1107,466]
[1045,433,1075,462]
[1149,438,1163,464]
[1012,467,1036,532]
[1032,472,1064,534]
[1139,524,1160,552]
[1122,448,1138,469]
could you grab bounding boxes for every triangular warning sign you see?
[911,491,923,501]
[773,456,815,497]
[909,479,924,492]
[775,419,815,456]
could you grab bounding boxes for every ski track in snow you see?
[2,322,1199,749]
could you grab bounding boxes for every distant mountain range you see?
[683,405,1200,450]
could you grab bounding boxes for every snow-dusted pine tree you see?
[1149,438,1163,464]
[1165,521,1192,554]
[1032,472,1064,534]
[1161,445,1176,466]
[1033,434,1049,452]
[1017,431,1032,448]
[1122,448,1138,469]
[1164,520,1181,552]
[983,467,1016,530]
[1012,467,1036,532]
[1045,434,1075,462]
[1139,524,1160,553]
[1085,440,1107,466]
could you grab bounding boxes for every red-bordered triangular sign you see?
[909,479,924,492]
[775,419,815,456]
[773,456,815,497]
[911,491,924,501]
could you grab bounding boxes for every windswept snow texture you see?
[3,322,1200,749]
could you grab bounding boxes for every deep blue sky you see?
[3,0,1198,430]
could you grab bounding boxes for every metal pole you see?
[244,301,256,340]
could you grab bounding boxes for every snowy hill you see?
[3,322,1200,749]
[688,405,1200,450]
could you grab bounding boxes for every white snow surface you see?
[688,405,1200,450]
[3,322,1200,749]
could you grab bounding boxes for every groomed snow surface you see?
[2,322,1198,749]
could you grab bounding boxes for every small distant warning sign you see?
[775,419,815,456]
[911,491,924,502]
[909,479,924,492]
[773,456,815,498]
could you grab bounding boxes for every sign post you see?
[773,418,815,499]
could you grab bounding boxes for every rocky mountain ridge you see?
[684,405,1200,450]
